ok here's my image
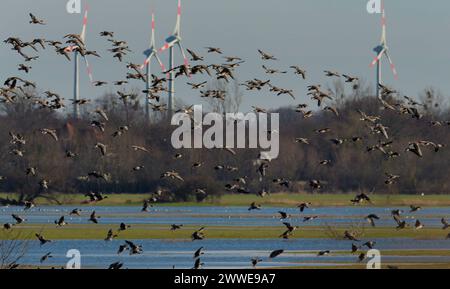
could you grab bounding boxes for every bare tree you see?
[206,79,243,114]
[0,231,30,269]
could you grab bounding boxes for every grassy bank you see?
[1,224,448,241]
[2,193,450,207]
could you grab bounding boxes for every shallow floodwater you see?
[1,205,449,227]
[1,205,449,268]
[16,238,450,269]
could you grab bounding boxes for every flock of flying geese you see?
[1,12,449,269]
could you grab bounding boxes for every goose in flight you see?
[171,224,183,231]
[141,200,152,212]
[441,218,450,230]
[119,222,131,231]
[324,70,340,78]
[194,247,204,259]
[280,222,299,239]
[290,66,306,79]
[187,49,204,61]
[100,31,114,38]
[193,258,204,269]
[12,214,25,224]
[18,64,32,73]
[409,205,421,213]
[191,227,206,241]
[251,257,262,268]
[125,240,143,255]
[205,47,223,54]
[40,252,52,263]
[303,216,318,222]
[224,56,242,62]
[262,65,286,74]
[187,81,207,90]
[89,211,100,224]
[318,250,331,256]
[25,167,37,177]
[36,233,51,246]
[294,138,309,145]
[278,211,290,219]
[161,171,184,182]
[405,142,423,158]
[40,128,58,141]
[108,262,124,269]
[69,208,81,216]
[29,13,46,25]
[3,223,13,230]
[54,216,67,227]
[351,193,372,205]
[414,220,424,230]
[269,249,284,259]
[248,202,261,211]
[94,143,107,156]
[365,214,380,227]
[393,214,409,230]
[258,49,277,60]
[344,230,359,241]
[297,202,311,212]
[105,229,118,241]
[363,241,376,249]
[23,200,35,210]
[131,145,150,153]
[342,74,359,83]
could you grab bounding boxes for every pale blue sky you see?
[1,0,450,111]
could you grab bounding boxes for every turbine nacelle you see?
[143,47,156,58]
[160,34,181,53]
[373,44,385,55]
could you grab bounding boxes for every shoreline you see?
[2,193,450,207]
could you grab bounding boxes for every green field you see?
[2,192,450,207]
[1,224,448,241]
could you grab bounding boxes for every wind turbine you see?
[159,0,190,115]
[141,12,166,122]
[369,1,398,99]
[65,5,94,119]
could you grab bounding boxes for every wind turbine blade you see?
[177,42,191,77]
[151,12,156,46]
[154,53,167,73]
[174,0,181,35]
[80,5,89,43]
[177,42,189,68]
[83,56,94,84]
[370,48,385,67]
[384,50,398,80]
[380,3,386,44]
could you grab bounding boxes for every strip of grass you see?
[2,192,450,207]
[1,224,448,240]
[288,263,450,269]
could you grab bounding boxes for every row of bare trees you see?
[0,82,449,204]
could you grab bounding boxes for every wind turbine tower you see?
[142,12,166,122]
[65,5,94,119]
[369,1,398,98]
[159,0,190,115]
